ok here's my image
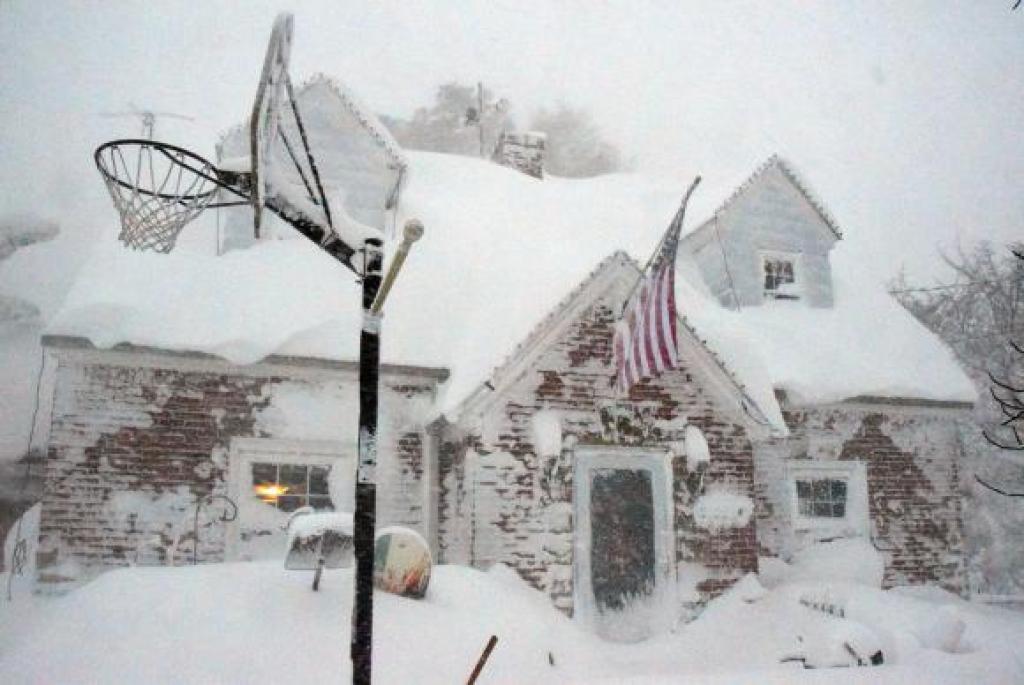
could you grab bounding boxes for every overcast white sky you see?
[1,1,1022,285]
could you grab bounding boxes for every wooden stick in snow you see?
[465,635,498,685]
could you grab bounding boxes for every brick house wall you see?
[753,399,969,593]
[437,259,763,616]
[37,336,445,593]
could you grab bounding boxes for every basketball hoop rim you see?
[94,138,248,205]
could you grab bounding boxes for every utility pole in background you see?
[464,81,508,158]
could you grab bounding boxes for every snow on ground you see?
[1,558,1022,684]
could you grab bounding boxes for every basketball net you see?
[96,141,221,253]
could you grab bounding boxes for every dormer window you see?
[762,252,800,301]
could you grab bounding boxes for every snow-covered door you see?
[574,448,675,642]
[227,439,354,561]
[590,469,656,613]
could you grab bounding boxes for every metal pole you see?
[352,238,383,684]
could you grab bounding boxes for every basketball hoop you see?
[92,12,356,272]
[94,139,244,253]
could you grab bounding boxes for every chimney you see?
[491,131,546,179]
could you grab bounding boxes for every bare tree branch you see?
[976,474,1024,497]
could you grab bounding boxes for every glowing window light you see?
[254,483,289,503]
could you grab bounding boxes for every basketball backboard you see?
[250,12,294,239]
[94,11,400,275]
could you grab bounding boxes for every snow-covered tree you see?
[527,104,623,178]
[0,214,59,325]
[980,248,1024,472]
[383,82,512,157]
[892,241,1024,593]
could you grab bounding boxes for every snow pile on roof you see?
[48,152,687,409]
[3,560,1024,683]
[49,149,974,417]
[676,245,977,407]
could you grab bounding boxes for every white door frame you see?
[572,446,676,630]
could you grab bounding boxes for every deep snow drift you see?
[1,557,1022,684]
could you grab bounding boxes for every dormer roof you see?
[685,155,843,245]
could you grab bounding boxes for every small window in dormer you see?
[762,254,800,300]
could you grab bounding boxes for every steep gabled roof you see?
[686,155,843,243]
[452,250,783,433]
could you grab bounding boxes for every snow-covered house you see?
[32,141,974,636]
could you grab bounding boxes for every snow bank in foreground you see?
[2,559,1023,684]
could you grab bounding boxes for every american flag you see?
[614,178,700,393]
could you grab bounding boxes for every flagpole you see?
[622,175,702,311]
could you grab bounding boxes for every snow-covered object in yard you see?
[798,582,968,656]
[693,490,754,531]
[684,424,710,467]
[373,526,431,598]
[284,511,354,570]
[786,617,884,668]
[49,151,974,421]
[787,537,886,588]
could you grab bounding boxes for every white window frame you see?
[786,460,868,540]
[226,437,353,561]
[760,250,802,301]
[572,446,676,633]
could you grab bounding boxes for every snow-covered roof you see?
[676,250,977,408]
[48,151,975,420]
[687,155,843,242]
[219,74,408,173]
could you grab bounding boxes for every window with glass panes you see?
[251,462,333,513]
[795,478,847,518]
[763,257,797,299]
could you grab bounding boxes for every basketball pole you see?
[353,237,382,685]
[350,222,423,684]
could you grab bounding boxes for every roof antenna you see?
[99,103,195,139]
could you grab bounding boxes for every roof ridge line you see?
[449,251,634,420]
[689,155,843,240]
[487,250,633,388]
